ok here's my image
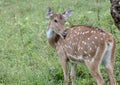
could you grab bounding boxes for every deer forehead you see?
[50,14,65,20]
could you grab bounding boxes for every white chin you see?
[46,28,54,38]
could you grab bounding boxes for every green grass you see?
[0,0,120,85]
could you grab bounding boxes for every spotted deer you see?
[46,8,117,85]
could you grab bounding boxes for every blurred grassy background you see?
[0,0,120,85]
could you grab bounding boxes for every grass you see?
[0,0,120,85]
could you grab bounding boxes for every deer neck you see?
[46,28,61,49]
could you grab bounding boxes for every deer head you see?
[46,7,73,39]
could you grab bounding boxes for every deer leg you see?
[57,47,69,85]
[84,46,106,85]
[60,59,69,85]
[103,55,116,84]
[85,61,105,85]
[105,64,116,85]
[70,63,77,85]
[103,42,116,85]
[104,60,116,85]
[59,53,69,85]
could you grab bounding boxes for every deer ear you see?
[62,10,73,19]
[47,7,54,18]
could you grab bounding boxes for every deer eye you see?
[54,19,58,23]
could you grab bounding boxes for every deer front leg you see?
[70,63,77,85]
[60,57,69,85]
[57,47,69,85]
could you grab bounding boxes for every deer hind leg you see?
[85,61,105,85]
[85,46,107,85]
[102,42,116,85]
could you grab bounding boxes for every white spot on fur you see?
[82,41,84,44]
[68,46,72,49]
[91,31,96,33]
[102,33,105,36]
[78,47,83,51]
[84,31,89,34]
[82,41,86,45]
[91,31,94,33]
[88,54,91,57]
[88,38,90,40]
[95,37,98,39]
[89,47,92,50]
[65,44,68,48]
[92,41,95,44]
[84,51,87,54]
